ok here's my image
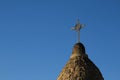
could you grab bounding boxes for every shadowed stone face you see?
[72,43,85,54]
[57,43,104,80]
[71,43,87,59]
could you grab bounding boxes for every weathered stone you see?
[57,43,104,80]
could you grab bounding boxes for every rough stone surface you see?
[57,43,104,80]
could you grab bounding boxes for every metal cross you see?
[71,20,85,43]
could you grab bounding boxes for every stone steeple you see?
[57,43,104,80]
[57,21,104,80]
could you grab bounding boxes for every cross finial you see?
[71,19,85,43]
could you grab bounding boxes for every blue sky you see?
[0,0,120,80]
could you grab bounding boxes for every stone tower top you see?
[57,42,104,80]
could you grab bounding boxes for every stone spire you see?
[57,43,104,80]
[57,21,104,80]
